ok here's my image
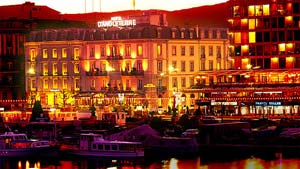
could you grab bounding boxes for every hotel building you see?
[25,24,228,115]
[188,0,300,116]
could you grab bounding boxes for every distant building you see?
[24,26,228,114]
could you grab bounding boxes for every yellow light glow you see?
[248,5,255,16]
[271,57,279,63]
[279,43,286,52]
[142,60,148,71]
[241,58,249,69]
[263,4,270,15]
[28,68,35,74]
[95,51,100,59]
[249,32,256,43]
[228,19,233,24]
[131,51,136,58]
[285,16,293,24]
[241,19,248,26]
[234,32,241,43]
[106,65,115,72]
[106,47,110,56]
[119,46,124,56]
[248,19,255,29]
[287,56,294,62]
[246,64,252,69]
[84,61,90,71]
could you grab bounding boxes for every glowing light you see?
[28,68,35,74]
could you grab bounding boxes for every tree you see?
[89,105,96,117]
[30,101,44,122]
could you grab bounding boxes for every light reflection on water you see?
[3,154,300,169]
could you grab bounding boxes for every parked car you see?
[182,129,199,137]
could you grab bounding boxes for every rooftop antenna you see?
[99,0,102,12]
[84,0,87,13]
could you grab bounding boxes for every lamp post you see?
[168,66,180,115]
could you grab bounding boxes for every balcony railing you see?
[86,70,108,76]
[106,55,123,60]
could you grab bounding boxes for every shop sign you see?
[211,100,237,106]
[97,16,137,28]
[255,101,281,106]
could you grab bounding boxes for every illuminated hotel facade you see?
[187,0,300,116]
[24,25,228,114]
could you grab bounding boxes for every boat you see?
[63,133,144,159]
[0,131,59,157]
[143,135,199,158]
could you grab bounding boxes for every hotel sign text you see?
[97,16,136,28]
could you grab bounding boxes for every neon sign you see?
[97,16,136,28]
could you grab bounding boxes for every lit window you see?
[43,79,48,89]
[62,78,67,89]
[74,78,80,91]
[209,60,213,70]
[249,19,256,30]
[74,63,80,74]
[234,32,241,43]
[52,63,58,75]
[43,63,48,75]
[137,45,143,56]
[125,45,131,56]
[52,49,57,58]
[62,48,67,58]
[157,44,162,56]
[172,77,177,88]
[249,32,256,43]
[209,46,213,56]
[248,5,255,16]
[263,4,270,16]
[53,78,58,89]
[30,49,36,61]
[74,48,80,60]
[62,63,68,75]
[100,46,106,56]
[157,60,163,72]
[43,49,48,59]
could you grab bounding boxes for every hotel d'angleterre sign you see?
[97,16,137,28]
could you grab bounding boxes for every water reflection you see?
[2,153,300,169]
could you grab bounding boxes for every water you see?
[2,153,300,169]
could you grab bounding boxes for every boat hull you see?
[0,146,59,157]
[64,150,144,159]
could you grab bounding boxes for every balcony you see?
[86,70,108,76]
[106,55,123,60]
[121,69,144,76]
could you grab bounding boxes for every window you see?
[62,63,68,75]
[43,63,48,75]
[189,77,194,87]
[189,46,194,56]
[181,31,185,38]
[138,80,143,90]
[181,61,186,72]
[172,77,178,88]
[42,49,48,59]
[201,61,205,70]
[181,77,186,87]
[172,46,176,56]
[52,49,57,58]
[209,60,213,70]
[74,63,80,74]
[62,48,67,58]
[172,31,176,38]
[137,45,143,56]
[52,63,58,75]
[91,79,96,89]
[53,78,58,89]
[74,78,80,90]
[172,61,177,69]
[201,46,205,58]
[43,79,48,89]
[90,47,95,57]
[100,46,106,56]
[205,30,209,38]
[209,46,213,56]
[190,61,194,72]
[74,48,80,60]
[62,78,67,89]
[217,46,221,58]
[181,46,185,56]
[157,44,162,56]
[125,45,131,56]
[30,49,36,61]
[157,60,163,72]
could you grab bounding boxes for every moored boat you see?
[0,132,59,157]
[63,133,144,159]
